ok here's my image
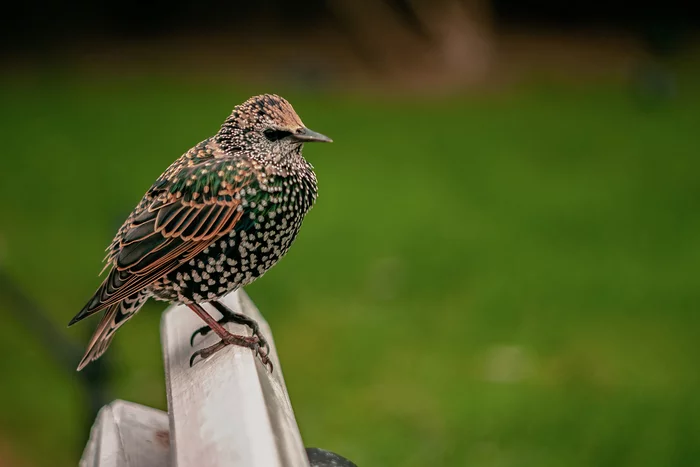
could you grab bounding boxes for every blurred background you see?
[0,0,699,465]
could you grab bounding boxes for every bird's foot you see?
[190,314,270,360]
[189,334,273,372]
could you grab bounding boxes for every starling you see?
[69,94,331,371]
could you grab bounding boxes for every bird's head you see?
[218,94,332,165]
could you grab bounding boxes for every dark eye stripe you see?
[264,129,292,142]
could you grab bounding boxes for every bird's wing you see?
[69,155,259,324]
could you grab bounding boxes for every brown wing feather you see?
[81,202,245,316]
[70,159,254,325]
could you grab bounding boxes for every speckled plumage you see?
[70,94,330,370]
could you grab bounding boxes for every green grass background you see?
[0,69,698,466]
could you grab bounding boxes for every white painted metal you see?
[161,289,310,467]
[80,289,310,467]
[79,400,170,467]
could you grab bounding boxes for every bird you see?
[69,94,331,371]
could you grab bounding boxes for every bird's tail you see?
[77,292,148,371]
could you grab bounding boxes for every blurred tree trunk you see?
[327,0,493,87]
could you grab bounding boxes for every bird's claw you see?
[190,325,212,346]
[189,349,205,367]
[261,354,273,372]
[255,343,273,372]
[189,334,273,372]
[257,336,271,361]
[190,324,269,356]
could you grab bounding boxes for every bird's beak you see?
[291,128,333,143]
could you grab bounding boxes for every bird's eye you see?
[263,128,292,142]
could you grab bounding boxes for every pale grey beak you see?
[291,128,333,143]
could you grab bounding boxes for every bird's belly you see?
[148,213,304,304]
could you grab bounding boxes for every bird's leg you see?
[211,301,271,359]
[187,303,272,371]
[189,305,236,346]
[190,301,270,359]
